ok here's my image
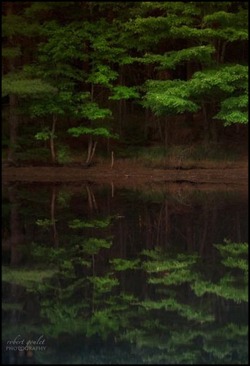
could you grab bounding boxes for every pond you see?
[2,182,248,364]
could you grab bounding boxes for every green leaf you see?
[109,86,140,100]
[68,217,113,229]
[68,126,118,139]
[2,73,57,97]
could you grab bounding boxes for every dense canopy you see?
[2,1,248,165]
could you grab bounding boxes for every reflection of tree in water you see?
[3,237,248,364]
[2,185,25,265]
[2,186,248,364]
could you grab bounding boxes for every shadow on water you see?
[2,182,248,364]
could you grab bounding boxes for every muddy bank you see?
[2,160,248,187]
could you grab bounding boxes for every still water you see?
[2,182,248,364]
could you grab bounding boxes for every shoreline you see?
[2,164,248,186]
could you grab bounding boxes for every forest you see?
[2,3,248,364]
[2,1,248,167]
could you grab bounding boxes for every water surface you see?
[2,182,248,364]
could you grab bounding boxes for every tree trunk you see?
[89,140,97,162]
[86,184,98,211]
[202,101,209,144]
[236,211,241,242]
[8,186,24,265]
[144,109,149,141]
[86,136,93,164]
[164,116,168,151]
[86,136,97,164]
[7,94,19,163]
[211,118,218,143]
[6,3,19,164]
[220,41,227,63]
[199,205,209,257]
[210,102,218,143]
[51,186,59,247]
[50,115,57,163]
[118,65,123,135]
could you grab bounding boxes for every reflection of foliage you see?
[89,275,119,293]
[191,240,248,302]
[2,323,43,341]
[3,181,248,364]
[143,254,197,272]
[86,309,120,340]
[191,275,248,302]
[142,248,198,286]
[3,211,248,366]
[201,324,248,364]
[28,242,91,271]
[2,302,24,311]
[41,302,87,338]
[68,217,113,229]
[2,266,56,289]
[35,218,54,228]
[214,240,248,274]
[82,238,112,255]
[149,268,197,286]
[56,190,72,208]
[215,240,248,256]
[221,257,248,272]
[140,298,214,323]
[110,258,141,271]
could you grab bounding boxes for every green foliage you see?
[110,258,141,271]
[88,275,119,293]
[221,257,248,272]
[189,65,248,96]
[72,102,112,120]
[56,190,72,207]
[2,1,248,167]
[2,74,57,97]
[141,247,164,260]
[86,309,120,340]
[214,240,248,257]
[35,128,55,141]
[109,86,140,100]
[2,302,24,311]
[82,238,112,255]
[142,250,198,287]
[87,65,118,87]
[215,95,248,125]
[41,303,86,338]
[140,298,214,323]
[68,126,117,139]
[136,45,215,70]
[2,14,40,37]
[28,243,64,263]
[2,266,56,289]
[36,218,54,227]
[142,63,248,125]
[68,217,113,229]
[214,240,248,274]
[191,276,248,303]
[142,80,199,116]
[2,47,21,59]
[29,91,75,118]
[143,254,197,273]
[57,144,72,164]
[191,241,248,302]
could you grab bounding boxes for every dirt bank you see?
[2,159,248,188]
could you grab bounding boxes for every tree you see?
[2,2,60,163]
[29,92,74,164]
[126,1,248,144]
[2,2,248,164]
